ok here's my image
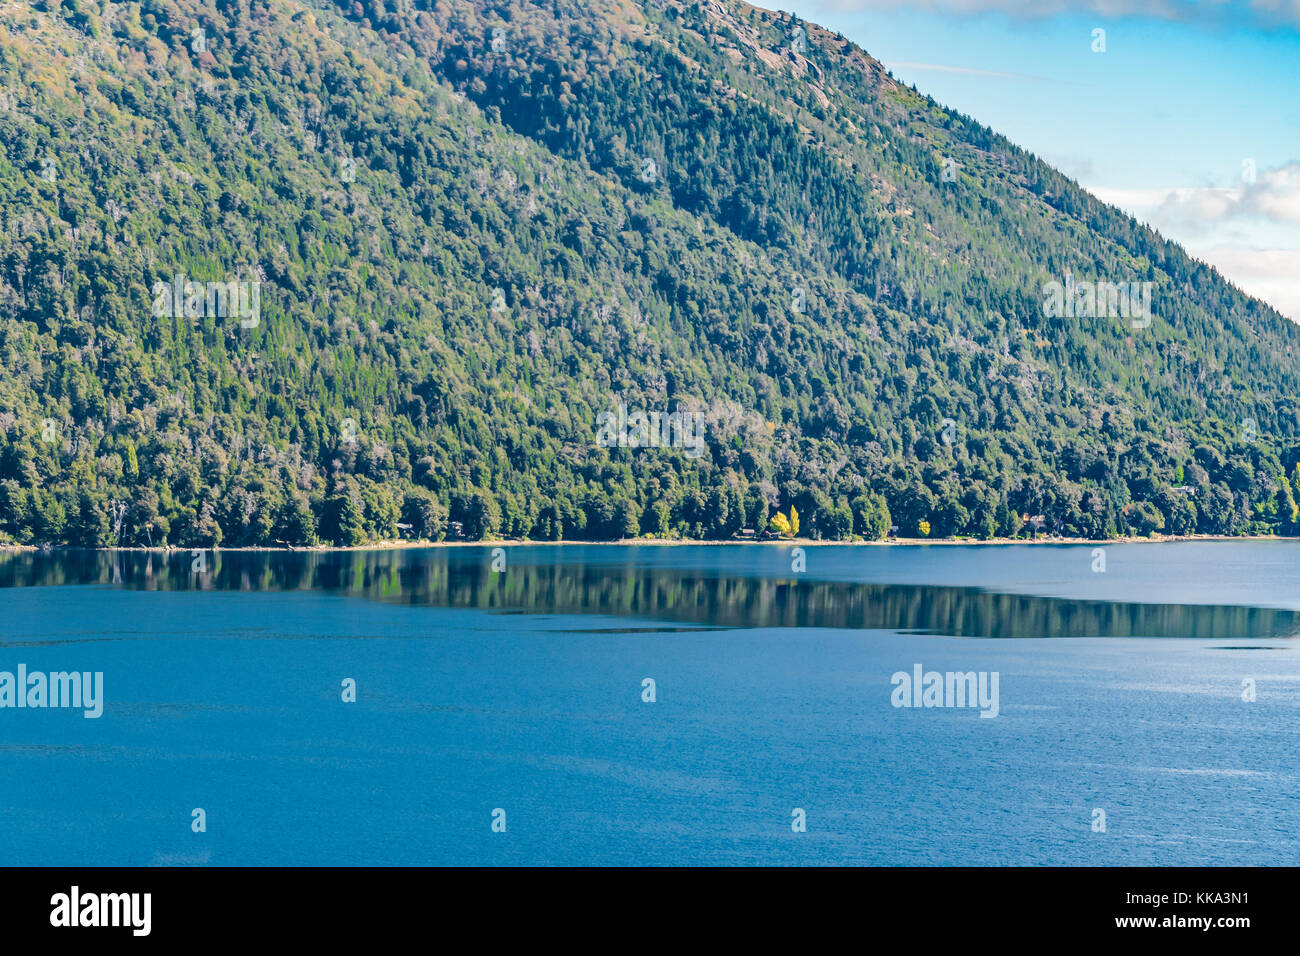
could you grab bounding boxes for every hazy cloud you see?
[1192,246,1300,321]
[885,61,1057,81]
[819,0,1300,29]
[1090,163,1300,233]
[1087,168,1300,321]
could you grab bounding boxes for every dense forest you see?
[1,0,1299,547]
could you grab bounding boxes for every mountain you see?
[0,0,1298,547]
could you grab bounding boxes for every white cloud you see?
[1089,163,1300,233]
[1086,166,1300,321]
[1242,163,1300,223]
[1190,246,1300,321]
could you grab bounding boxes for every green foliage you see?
[0,1,1297,547]
[321,488,365,547]
[852,492,891,540]
[1128,501,1166,537]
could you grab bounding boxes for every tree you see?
[851,492,890,540]
[615,498,640,539]
[361,484,400,539]
[705,487,730,539]
[129,488,162,546]
[401,492,447,540]
[533,502,563,540]
[889,482,936,537]
[745,486,769,534]
[461,492,501,541]
[0,481,33,541]
[1076,489,1109,540]
[68,491,111,547]
[1274,476,1299,535]
[274,496,319,545]
[321,490,366,546]
[770,507,800,538]
[173,498,223,548]
[1154,487,1197,536]
[995,500,1023,538]
[1127,501,1165,536]
[1196,483,1239,535]
[829,501,853,539]
[933,494,969,537]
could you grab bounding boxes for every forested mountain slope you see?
[0,0,1297,546]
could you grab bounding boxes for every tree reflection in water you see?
[1,547,1297,640]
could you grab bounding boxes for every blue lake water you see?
[1,542,1297,865]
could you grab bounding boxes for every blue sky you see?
[788,1,1300,319]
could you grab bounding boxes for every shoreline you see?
[0,533,1289,554]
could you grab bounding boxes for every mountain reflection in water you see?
[2,547,1296,640]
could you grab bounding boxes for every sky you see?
[786,0,1300,320]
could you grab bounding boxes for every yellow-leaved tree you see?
[770,507,801,539]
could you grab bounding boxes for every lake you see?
[1,541,1297,865]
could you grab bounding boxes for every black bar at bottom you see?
[0,866,1285,942]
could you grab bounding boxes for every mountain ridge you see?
[0,0,1297,547]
